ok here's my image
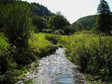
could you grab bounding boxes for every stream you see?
[16,48,86,84]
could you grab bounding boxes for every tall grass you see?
[29,33,57,58]
[64,34,112,82]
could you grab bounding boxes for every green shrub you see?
[45,34,61,45]
[13,48,35,66]
[0,46,17,83]
[0,47,15,74]
[0,32,8,50]
[65,35,112,81]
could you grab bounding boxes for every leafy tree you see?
[63,25,74,34]
[3,2,32,49]
[32,16,47,32]
[96,0,112,34]
[48,14,71,34]
[75,23,84,31]
[0,2,35,65]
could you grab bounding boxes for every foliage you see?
[96,0,112,34]
[29,33,57,58]
[74,23,84,31]
[0,0,57,83]
[0,2,37,67]
[0,32,8,50]
[97,0,111,14]
[64,33,112,82]
[0,0,14,4]
[63,25,74,35]
[72,15,97,31]
[32,16,48,32]
[45,34,61,45]
[48,14,72,34]
[2,2,32,49]
[30,2,54,20]
[13,48,35,66]
[0,32,57,83]
[0,46,18,83]
[0,47,13,74]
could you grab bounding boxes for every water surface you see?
[16,48,85,84]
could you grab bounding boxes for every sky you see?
[24,0,112,23]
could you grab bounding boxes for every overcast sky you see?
[24,0,112,23]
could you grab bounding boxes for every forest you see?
[0,0,112,84]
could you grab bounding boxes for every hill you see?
[30,3,54,20]
[72,15,97,31]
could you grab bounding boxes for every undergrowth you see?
[60,32,112,83]
[0,32,57,83]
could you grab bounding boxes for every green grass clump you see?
[29,33,57,58]
[45,34,61,45]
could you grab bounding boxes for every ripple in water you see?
[16,48,86,84]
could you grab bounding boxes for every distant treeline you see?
[72,14,112,32]
[0,0,112,35]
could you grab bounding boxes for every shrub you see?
[0,47,15,74]
[65,35,112,81]
[45,34,61,45]
[13,48,35,66]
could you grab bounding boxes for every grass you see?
[29,33,57,58]
[57,32,112,83]
[0,31,112,83]
[0,32,57,83]
[0,32,57,57]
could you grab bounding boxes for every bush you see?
[65,35,112,81]
[13,48,35,66]
[0,47,16,74]
[0,2,33,50]
[45,34,61,45]
[0,32,8,50]
[0,46,17,83]
[32,15,48,32]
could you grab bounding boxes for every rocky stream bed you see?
[16,48,86,84]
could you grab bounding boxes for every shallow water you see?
[16,48,85,84]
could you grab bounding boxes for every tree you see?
[0,2,35,65]
[75,23,84,31]
[3,2,32,49]
[48,14,71,34]
[32,16,47,32]
[96,0,112,34]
